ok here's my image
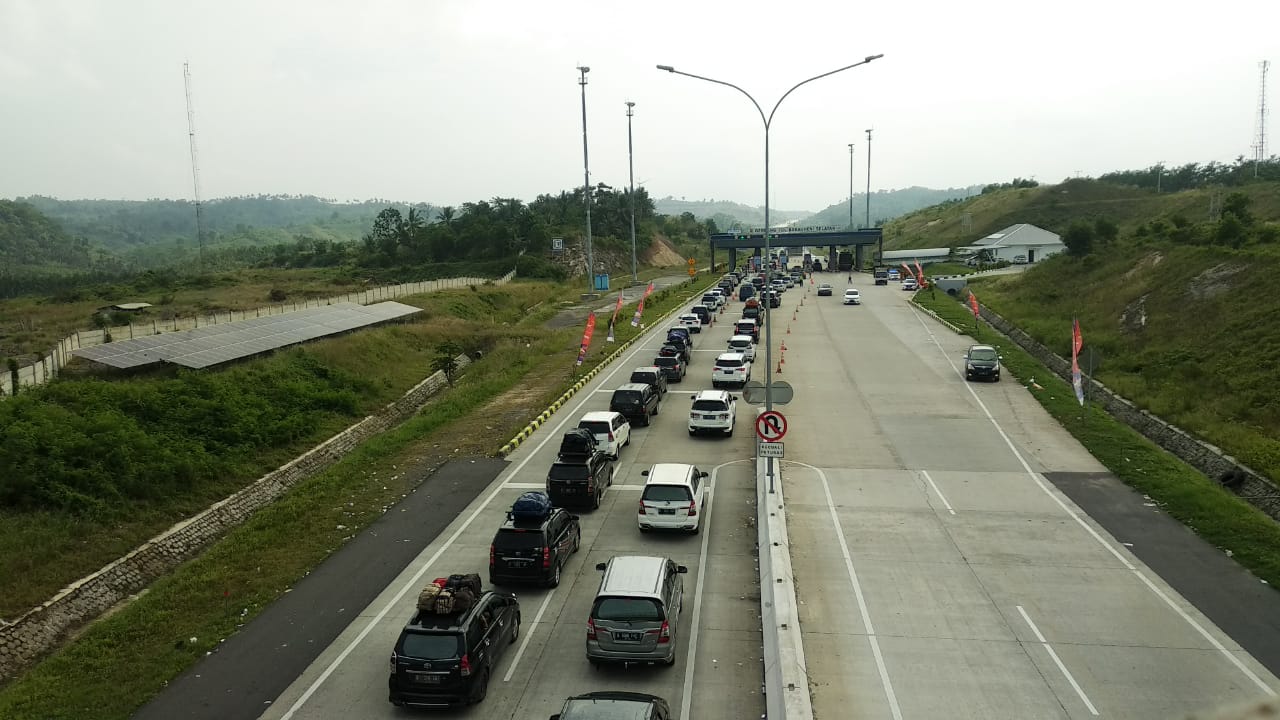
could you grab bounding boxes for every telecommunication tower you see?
[184,62,206,270]
[1254,60,1270,178]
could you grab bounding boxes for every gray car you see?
[586,556,687,666]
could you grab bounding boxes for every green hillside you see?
[653,197,812,229]
[801,184,984,228]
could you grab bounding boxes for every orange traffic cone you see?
[787,325,791,334]
[776,361,783,373]
[781,342,787,352]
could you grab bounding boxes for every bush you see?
[268,288,288,302]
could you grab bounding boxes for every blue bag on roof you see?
[511,491,552,520]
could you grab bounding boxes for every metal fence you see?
[0,270,516,397]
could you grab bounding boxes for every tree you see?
[1093,217,1118,245]
[1216,213,1246,247]
[1222,193,1253,226]
[369,207,403,261]
[1062,220,1095,256]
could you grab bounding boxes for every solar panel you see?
[73,302,421,370]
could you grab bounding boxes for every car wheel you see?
[572,529,581,553]
[548,561,561,588]
[691,522,700,536]
[725,425,733,437]
[994,373,1001,382]
[663,653,676,667]
[653,403,660,416]
[624,435,631,446]
[689,428,696,436]
[592,487,601,509]
[468,669,490,705]
[510,615,520,644]
[613,451,621,461]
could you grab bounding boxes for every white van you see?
[727,335,755,362]
[638,463,708,534]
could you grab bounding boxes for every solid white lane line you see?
[503,589,556,683]
[503,482,642,491]
[910,306,1277,696]
[679,460,747,720]
[795,460,904,720]
[277,312,679,719]
[1016,605,1100,716]
[920,469,956,515]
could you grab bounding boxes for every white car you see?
[688,389,737,436]
[576,411,631,460]
[712,352,751,388]
[638,463,708,534]
[727,334,756,362]
[902,278,918,291]
[708,289,726,307]
[843,288,861,305]
[678,313,702,333]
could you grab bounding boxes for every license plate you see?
[506,559,530,567]
[615,631,644,642]
[659,508,676,515]
[414,675,442,684]
[722,370,734,375]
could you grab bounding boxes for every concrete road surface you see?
[258,298,764,720]
[777,279,1280,719]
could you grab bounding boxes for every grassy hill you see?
[800,184,984,228]
[652,197,811,230]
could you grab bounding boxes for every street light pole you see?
[866,127,877,265]
[578,66,594,293]
[848,143,855,229]
[627,101,638,283]
[657,54,884,492]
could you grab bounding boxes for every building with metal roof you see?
[966,224,1065,264]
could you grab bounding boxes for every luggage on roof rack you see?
[510,490,553,521]
[558,428,597,458]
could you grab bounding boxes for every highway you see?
[258,293,765,720]
[781,277,1280,719]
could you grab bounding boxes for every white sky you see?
[1,0,1277,212]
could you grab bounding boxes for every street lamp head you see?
[578,66,590,73]
[626,101,635,108]
[865,54,885,62]
[656,64,674,72]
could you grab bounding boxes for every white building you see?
[966,224,1065,263]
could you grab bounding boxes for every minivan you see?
[586,555,688,667]
[638,463,707,533]
[738,284,755,301]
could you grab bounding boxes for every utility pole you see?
[627,101,638,282]
[864,128,873,228]
[183,62,206,272]
[1255,60,1270,179]
[578,66,594,292]
[847,143,854,228]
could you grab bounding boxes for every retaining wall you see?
[970,303,1280,521]
[0,354,471,681]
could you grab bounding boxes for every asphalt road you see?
[256,298,765,720]
[781,277,1280,719]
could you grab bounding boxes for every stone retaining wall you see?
[974,304,1280,520]
[0,354,471,681]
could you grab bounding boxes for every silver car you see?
[586,556,687,666]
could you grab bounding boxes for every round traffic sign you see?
[755,411,787,441]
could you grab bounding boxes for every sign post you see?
[687,257,697,278]
[755,411,787,442]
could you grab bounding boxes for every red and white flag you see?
[901,263,915,280]
[606,291,624,342]
[968,290,980,318]
[915,259,924,285]
[630,282,655,327]
[1071,318,1085,406]
[576,313,597,366]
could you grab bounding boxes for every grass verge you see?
[0,275,713,720]
[913,290,1280,589]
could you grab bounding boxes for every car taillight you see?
[542,545,551,569]
[389,652,397,673]
[489,544,495,569]
[638,500,647,515]
[587,618,597,640]
[657,620,671,644]
[460,653,472,677]
[688,499,697,517]
[607,431,615,441]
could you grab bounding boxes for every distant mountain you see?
[653,197,812,231]
[801,185,985,228]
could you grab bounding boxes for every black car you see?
[551,691,672,720]
[490,505,580,587]
[666,326,693,348]
[652,356,686,383]
[610,382,661,425]
[964,344,1002,381]
[629,366,669,395]
[388,591,520,708]
[690,305,713,327]
[547,451,614,509]
[658,342,691,364]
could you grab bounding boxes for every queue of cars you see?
[390,269,769,712]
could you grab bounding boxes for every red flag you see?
[915,259,924,285]
[607,292,624,342]
[576,313,597,366]
[900,263,915,280]
[968,290,980,318]
[630,282,655,327]
[1072,318,1083,359]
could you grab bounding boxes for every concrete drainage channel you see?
[756,409,814,720]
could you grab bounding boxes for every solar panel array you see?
[74,301,421,370]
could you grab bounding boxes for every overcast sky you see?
[2,0,1277,212]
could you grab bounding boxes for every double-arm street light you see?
[657,54,884,491]
[578,66,594,293]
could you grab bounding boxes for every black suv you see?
[388,590,520,708]
[963,344,1002,382]
[490,507,580,587]
[652,356,686,383]
[547,451,614,509]
[690,305,713,327]
[629,366,669,396]
[610,382,661,425]
[550,691,672,719]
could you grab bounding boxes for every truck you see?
[873,266,889,285]
[837,251,854,272]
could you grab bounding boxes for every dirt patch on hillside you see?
[642,235,686,267]
[1123,251,1165,279]
[1189,263,1245,300]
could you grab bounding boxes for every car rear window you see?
[642,484,692,502]
[578,421,610,435]
[550,463,590,481]
[729,339,750,349]
[630,372,656,384]
[653,358,677,367]
[613,390,643,402]
[400,632,462,660]
[716,358,742,368]
[692,400,728,412]
[495,528,546,549]
[593,597,665,622]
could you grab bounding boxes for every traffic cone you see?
[776,361,783,373]
[781,342,787,352]
[787,325,790,334]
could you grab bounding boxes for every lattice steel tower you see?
[1254,60,1270,178]
[184,62,206,270]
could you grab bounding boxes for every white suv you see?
[576,411,631,460]
[727,334,755,362]
[688,390,737,437]
[712,352,751,388]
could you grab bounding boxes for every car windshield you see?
[593,597,664,622]
[614,390,643,403]
[578,421,610,435]
[550,463,590,481]
[400,632,462,660]
[969,348,998,361]
[692,400,728,412]
[495,528,545,550]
